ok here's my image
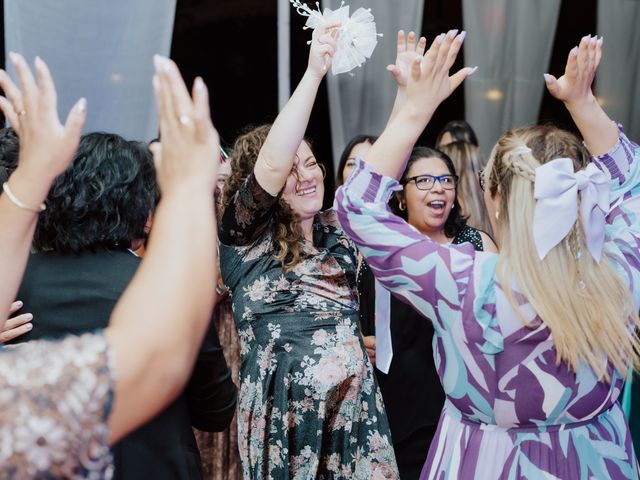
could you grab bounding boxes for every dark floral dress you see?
[219,173,398,479]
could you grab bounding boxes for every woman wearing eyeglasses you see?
[356,145,495,479]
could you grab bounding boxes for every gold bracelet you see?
[2,182,46,213]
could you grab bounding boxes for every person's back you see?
[11,132,236,479]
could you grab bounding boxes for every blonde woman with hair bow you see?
[336,31,640,479]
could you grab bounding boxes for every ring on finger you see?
[179,114,191,126]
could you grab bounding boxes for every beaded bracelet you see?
[2,182,46,213]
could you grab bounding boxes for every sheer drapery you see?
[596,0,640,142]
[321,0,424,171]
[4,0,176,142]
[462,0,561,156]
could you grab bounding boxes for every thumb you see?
[450,66,477,91]
[543,73,560,96]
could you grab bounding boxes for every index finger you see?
[9,53,38,114]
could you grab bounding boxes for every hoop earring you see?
[399,201,406,211]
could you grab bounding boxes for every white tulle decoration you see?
[290,1,382,75]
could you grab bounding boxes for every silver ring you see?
[179,114,191,126]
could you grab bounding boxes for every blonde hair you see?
[440,140,493,237]
[486,125,640,380]
[222,124,307,271]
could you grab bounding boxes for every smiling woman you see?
[217,22,398,479]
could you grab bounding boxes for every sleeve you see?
[185,314,238,432]
[219,172,280,246]
[0,332,114,477]
[334,159,476,331]
[592,126,640,304]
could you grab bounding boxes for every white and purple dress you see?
[335,126,640,479]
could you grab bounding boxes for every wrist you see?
[303,67,326,84]
[563,93,598,113]
[6,167,55,209]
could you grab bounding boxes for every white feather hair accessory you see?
[290,1,382,75]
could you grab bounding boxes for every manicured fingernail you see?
[9,52,17,63]
[14,300,23,308]
[571,46,579,56]
[25,323,33,331]
[153,55,163,71]
[195,77,204,91]
[597,37,603,47]
[543,73,553,84]
[75,97,87,113]
[34,56,42,66]
[589,36,597,46]
[448,29,459,39]
[437,34,445,44]
[25,313,33,321]
[152,75,160,91]
[469,66,478,75]
[458,31,467,42]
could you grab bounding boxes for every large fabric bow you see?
[533,157,610,262]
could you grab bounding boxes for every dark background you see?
[1,0,597,204]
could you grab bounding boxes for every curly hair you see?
[395,146,467,239]
[33,132,157,253]
[222,124,310,271]
[0,127,19,184]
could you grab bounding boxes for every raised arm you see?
[254,22,338,195]
[544,35,617,155]
[105,56,220,443]
[0,54,85,326]
[364,29,473,180]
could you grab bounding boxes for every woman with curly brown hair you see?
[218,23,397,480]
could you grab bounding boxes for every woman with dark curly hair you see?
[218,22,397,479]
[11,130,236,477]
[356,144,496,479]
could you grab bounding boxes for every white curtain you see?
[462,0,561,156]
[4,0,176,142]
[596,0,640,142]
[322,0,424,170]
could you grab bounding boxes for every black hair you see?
[33,132,157,253]
[436,120,479,148]
[335,134,378,187]
[395,145,468,239]
[0,127,19,184]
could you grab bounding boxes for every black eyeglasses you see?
[478,170,485,191]
[404,174,458,191]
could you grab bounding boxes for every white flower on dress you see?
[314,355,348,391]
[244,276,270,301]
[14,416,69,472]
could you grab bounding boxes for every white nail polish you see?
[76,97,87,113]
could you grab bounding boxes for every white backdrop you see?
[462,0,561,156]
[321,0,424,170]
[4,0,176,142]
[596,0,640,142]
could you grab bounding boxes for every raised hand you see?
[387,30,427,88]
[405,30,474,118]
[150,56,220,197]
[544,35,602,106]
[0,301,33,343]
[307,22,340,79]
[0,54,86,182]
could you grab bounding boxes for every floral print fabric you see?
[335,126,640,479]
[0,332,114,479]
[219,173,398,479]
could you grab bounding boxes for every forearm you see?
[385,87,406,129]
[565,96,618,156]
[367,105,434,179]
[255,70,323,194]
[106,186,217,442]
[0,167,55,323]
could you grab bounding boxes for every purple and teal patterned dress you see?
[335,126,640,479]
[219,173,398,479]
